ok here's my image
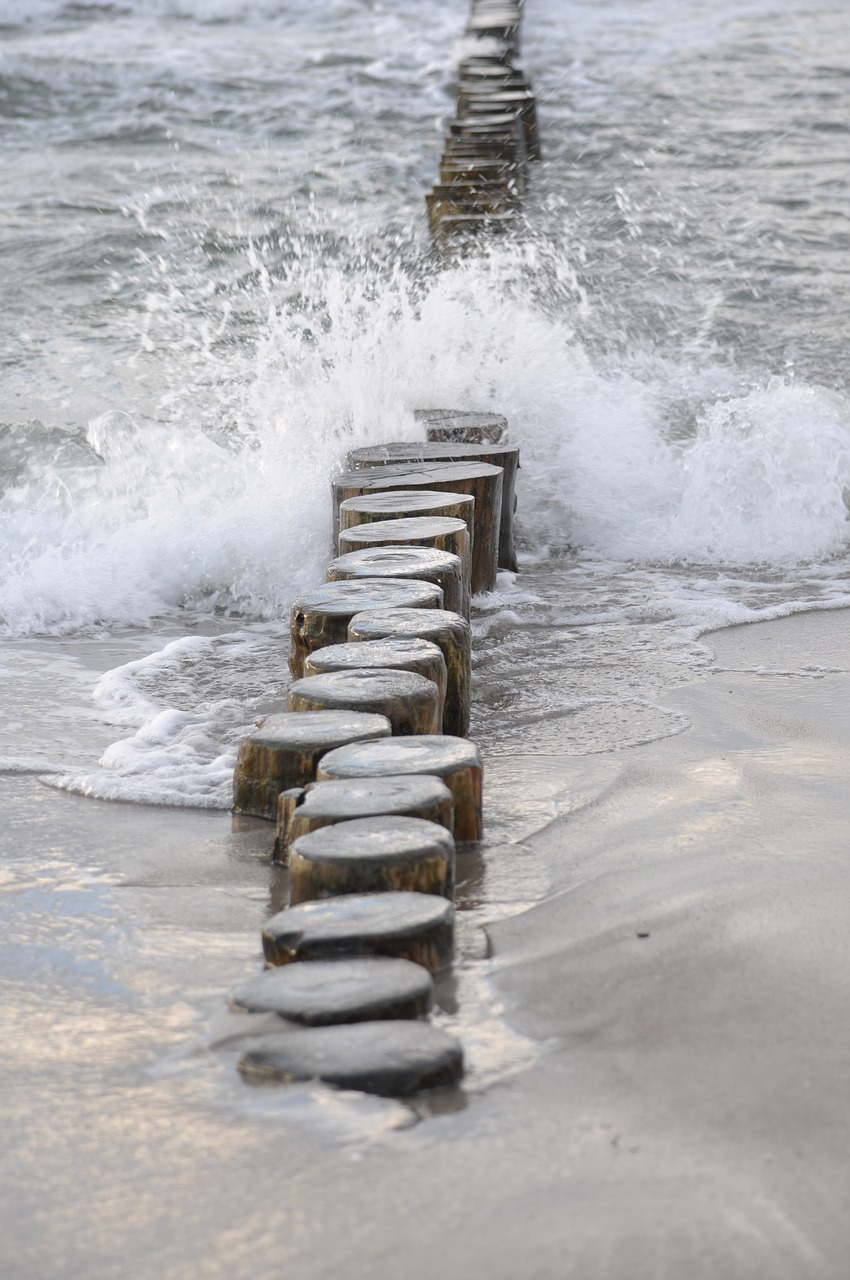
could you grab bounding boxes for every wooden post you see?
[262,890,456,974]
[274,773,454,865]
[232,710,391,820]
[425,0,539,253]
[465,13,521,54]
[238,1020,464,1095]
[289,814,456,904]
[274,786,305,863]
[289,577,443,678]
[339,488,475,570]
[345,442,519,572]
[287,669,442,736]
[432,215,519,257]
[427,185,518,231]
[332,460,503,592]
[317,735,483,844]
[328,544,467,619]
[336,516,470,613]
[228,955,435,1024]
[303,636,447,726]
[413,408,509,444]
[348,606,471,738]
[439,158,524,191]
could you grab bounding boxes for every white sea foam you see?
[4,0,850,641]
[4,248,850,643]
[46,632,269,808]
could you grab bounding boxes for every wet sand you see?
[4,607,850,1278]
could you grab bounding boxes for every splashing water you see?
[3,241,850,640]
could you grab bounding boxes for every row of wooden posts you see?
[225,410,521,1097]
[427,0,540,248]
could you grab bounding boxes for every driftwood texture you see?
[347,606,471,738]
[289,577,442,678]
[289,814,455,904]
[327,544,467,619]
[332,460,503,592]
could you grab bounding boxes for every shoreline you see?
[3,605,850,1276]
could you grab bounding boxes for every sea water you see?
[3,0,850,807]
[2,0,850,907]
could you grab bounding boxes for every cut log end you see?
[238,1020,464,1096]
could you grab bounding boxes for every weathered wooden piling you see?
[289,577,443,679]
[337,511,469,561]
[339,488,476,564]
[346,442,513,471]
[439,156,524,191]
[239,1020,464,1096]
[289,814,456,904]
[303,637,447,723]
[427,184,519,233]
[288,669,442,736]
[262,890,456,973]
[439,161,524,194]
[318,735,484,845]
[328,545,468,619]
[232,710,392,820]
[414,408,509,444]
[336,516,471,612]
[432,212,518,251]
[425,0,539,248]
[229,955,435,1024]
[441,137,520,164]
[274,773,454,864]
[332,460,503,592]
[459,92,540,160]
[345,441,519,573]
[449,115,524,148]
[348,606,472,738]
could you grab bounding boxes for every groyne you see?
[221,0,540,1098]
[426,0,539,249]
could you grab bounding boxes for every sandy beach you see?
[3,602,849,1279]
